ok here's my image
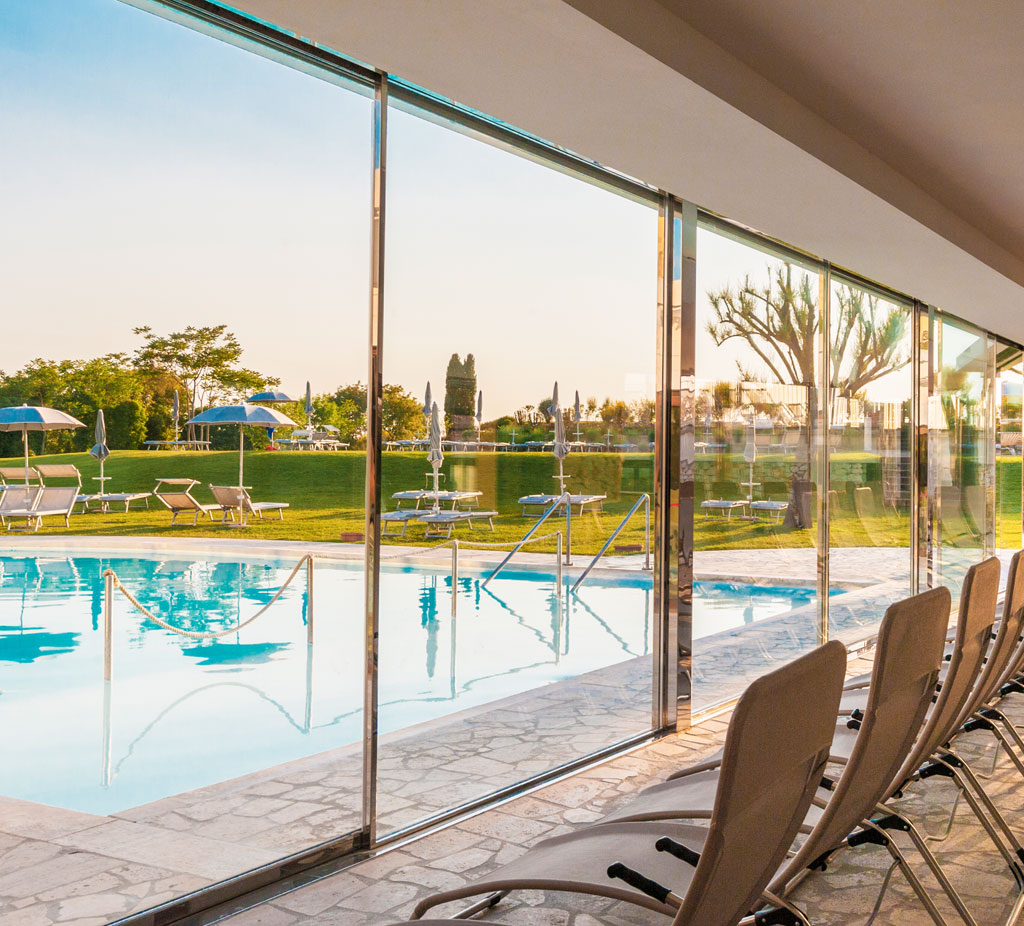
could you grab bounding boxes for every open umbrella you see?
[248,389,294,403]
[551,384,568,494]
[428,401,444,512]
[304,382,313,431]
[90,409,110,493]
[186,403,297,524]
[0,406,84,501]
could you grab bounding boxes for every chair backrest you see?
[36,486,79,515]
[34,464,82,487]
[773,587,950,892]
[854,486,876,520]
[155,491,200,511]
[675,641,847,926]
[958,550,1024,722]
[209,485,247,509]
[0,484,41,513]
[994,551,1024,691]
[892,557,999,790]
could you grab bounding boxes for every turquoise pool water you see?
[0,551,822,815]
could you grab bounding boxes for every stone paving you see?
[0,538,1014,925]
[209,646,1024,926]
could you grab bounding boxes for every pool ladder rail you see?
[571,492,651,595]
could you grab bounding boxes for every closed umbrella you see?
[172,390,180,441]
[304,382,313,430]
[90,409,110,493]
[187,403,297,524]
[0,406,85,501]
[573,390,582,441]
[428,401,444,512]
[423,382,432,419]
[552,384,568,494]
[476,390,483,439]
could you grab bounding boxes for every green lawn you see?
[2,450,1019,555]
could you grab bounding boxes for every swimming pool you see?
[0,551,824,815]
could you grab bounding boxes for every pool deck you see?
[0,538,1011,924]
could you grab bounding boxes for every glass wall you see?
[376,100,659,834]
[828,278,913,639]
[0,0,370,914]
[693,224,823,711]
[925,313,996,591]
[996,345,1023,551]
[4,1,1024,921]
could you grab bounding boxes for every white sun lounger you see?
[419,509,497,539]
[381,509,427,537]
[0,466,42,486]
[518,494,605,517]
[154,479,221,525]
[0,484,42,526]
[209,485,289,522]
[4,486,80,531]
[77,492,152,513]
[700,499,748,520]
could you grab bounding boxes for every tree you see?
[444,353,477,419]
[132,325,278,421]
[707,265,909,527]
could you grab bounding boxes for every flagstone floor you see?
[208,645,1024,926]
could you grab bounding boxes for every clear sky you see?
[0,0,657,418]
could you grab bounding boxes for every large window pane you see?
[694,226,823,711]
[377,101,658,835]
[926,314,996,590]
[0,0,369,917]
[997,345,1023,551]
[828,280,913,640]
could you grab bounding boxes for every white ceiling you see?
[234,0,1024,344]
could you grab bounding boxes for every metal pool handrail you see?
[570,492,651,595]
[101,555,315,681]
[483,492,572,589]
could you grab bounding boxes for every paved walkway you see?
[209,646,1024,926]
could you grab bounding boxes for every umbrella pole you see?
[22,430,29,490]
[238,426,246,526]
[432,464,440,513]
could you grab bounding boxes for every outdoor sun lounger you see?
[700,498,748,520]
[518,494,606,517]
[381,509,426,537]
[749,500,788,523]
[596,587,954,924]
[0,484,41,526]
[418,509,497,539]
[77,491,152,513]
[153,478,221,525]
[209,485,288,521]
[392,489,482,510]
[4,485,81,531]
[404,641,847,925]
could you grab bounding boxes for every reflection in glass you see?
[828,281,912,639]
[694,227,822,710]
[927,315,996,591]
[378,99,658,835]
[996,346,1023,551]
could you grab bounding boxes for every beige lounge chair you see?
[598,587,953,924]
[154,478,221,525]
[406,641,847,925]
[209,485,288,522]
[4,486,80,531]
[0,484,41,527]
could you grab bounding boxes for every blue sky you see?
[1,0,658,416]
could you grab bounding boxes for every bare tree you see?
[707,265,908,527]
